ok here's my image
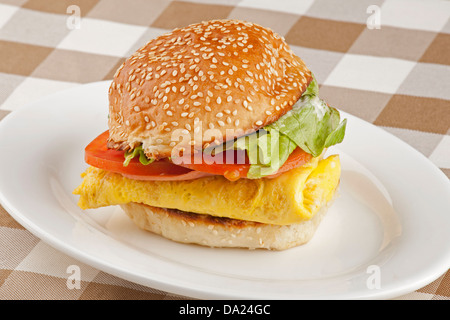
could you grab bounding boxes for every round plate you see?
[0,81,449,299]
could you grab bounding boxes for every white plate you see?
[0,81,449,300]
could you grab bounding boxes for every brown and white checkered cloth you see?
[0,0,449,300]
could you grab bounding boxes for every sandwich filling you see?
[73,154,340,225]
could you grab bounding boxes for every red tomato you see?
[84,131,194,178]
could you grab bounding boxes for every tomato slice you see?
[84,131,194,178]
[177,147,312,181]
[84,130,312,181]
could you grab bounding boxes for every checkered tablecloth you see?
[0,0,449,300]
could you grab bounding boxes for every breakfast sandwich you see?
[73,19,346,250]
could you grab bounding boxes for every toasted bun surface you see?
[108,19,312,159]
[121,198,333,250]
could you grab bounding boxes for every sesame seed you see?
[256,120,263,126]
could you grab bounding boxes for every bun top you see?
[107,19,312,159]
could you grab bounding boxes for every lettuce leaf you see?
[123,145,155,166]
[303,74,319,97]
[232,129,297,178]
[229,76,346,178]
[266,95,346,158]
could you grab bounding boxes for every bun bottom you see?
[120,197,335,250]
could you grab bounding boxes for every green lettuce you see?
[123,145,155,166]
[303,75,319,97]
[232,129,297,178]
[266,96,347,158]
[229,76,346,178]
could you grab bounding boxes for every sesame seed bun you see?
[107,19,312,159]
